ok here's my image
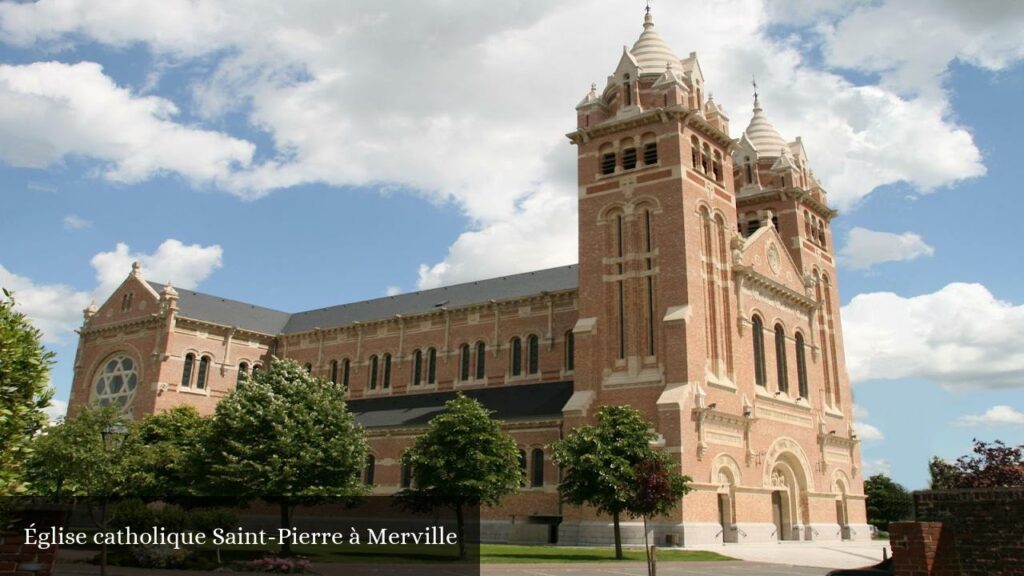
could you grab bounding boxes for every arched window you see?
[712,150,723,181]
[643,142,658,165]
[775,324,789,394]
[427,348,437,384]
[752,316,766,387]
[412,350,423,386]
[795,333,809,399]
[745,156,753,184]
[691,136,700,169]
[475,341,486,380]
[527,335,539,375]
[460,344,471,381]
[564,330,575,372]
[622,74,632,106]
[341,358,350,387]
[92,355,139,409]
[701,143,711,174]
[252,364,261,375]
[368,355,379,390]
[382,353,392,389]
[510,337,522,377]
[181,353,195,387]
[196,356,210,390]
[622,147,638,170]
[237,362,249,385]
[364,454,376,486]
[329,360,338,384]
[400,462,412,488]
[601,152,616,175]
[531,448,545,487]
[518,450,527,487]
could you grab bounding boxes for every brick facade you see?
[66,10,867,547]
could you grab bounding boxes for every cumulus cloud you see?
[63,214,92,230]
[842,283,1024,389]
[43,398,68,422]
[0,239,223,344]
[957,405,1024,427]
[851,404,885,441]
[0,61,254,186]
[862,458,892,477]
[839,227,935,270]
[0,0,1007,285]
[385,286,403,297]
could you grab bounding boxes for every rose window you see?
[91,355,138,409]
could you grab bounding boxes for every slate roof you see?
[346,381,574,429]
[148,264,579,336]
[148,282,291,335]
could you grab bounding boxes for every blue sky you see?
[1,0,1022,490]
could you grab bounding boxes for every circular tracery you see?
[91,355,138,409]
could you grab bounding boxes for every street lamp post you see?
[98,423,128,576]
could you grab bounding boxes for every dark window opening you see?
[775,324,789,394]
[796,333,809,399]
[643,142,658,165]
[364,455,375,486]
[753,316,766,387]
[196,356,210,390]
[531,448,545,487]
[368,355,379,390]
[382,353,392,389]
[329,360,338,384]
[527,335,539,375]
[622,147,638,170]
[565,330,575,372]
[413,350,423,386]
[460,344,471,381]
[181,353,194,387]
[601,153,616,175]
[475,341,486,380]
[518,450,527,487]
[427,348,437,384]
[511,338,523,376]
[237,362,248,385]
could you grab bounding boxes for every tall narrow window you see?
[622,147,637,170]
[329,360,339,384]
[691,136,700,169]
[412,350,423,386]
[616,213,626,359]
[368,355,379,390]
[475,341,486,380]
[795,333,808,399]
[400,463,412,488]
[623,75,632,106]
[643,142,658,165]
[564,330,575,372]
[364,455,375,486]
[382,353,392,389]
[427,348,437,384]
[196,356,210,390]
[701,143,711,174]
[775,324,789,394]
[460,344,471,381]
[745,157,753,184]
[644,209,655,356]
[181,353,195,387]
[527,335,539,375]
[600,153,616,175]
[752,316,766,387]
[510,338,522,376]
[531,448,545,487]
[342,358,350,387]
[518,450,527,487]
[237,362,248,385]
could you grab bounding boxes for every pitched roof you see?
[281,265,578,334]
[148,264,579,336]
[148,282,291,335]
[347,381,574,429]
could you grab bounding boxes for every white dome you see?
[630,12,680,74]
[744,96,789,157]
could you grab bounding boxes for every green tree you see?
[553,405,675,560]
[864,474,912,530]
[629,456,690,575]
[397,393,523,559]
[0,289,55,494]
[134,406,210,501]
[204,357,367,556]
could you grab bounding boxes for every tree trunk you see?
[643,516,651,576]
[456,505,466,560]
[279,500,292,557]
[613,511,623,560]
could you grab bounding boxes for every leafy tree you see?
[629,456,690,575]
[134,406,210,501]
[397,393,523,559]
[553,405,675,560]
[0,289,55,494]
[203,357,367,556]
[929,439,1024,489]
[864,474,912,530]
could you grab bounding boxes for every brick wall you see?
[0,509,66,576]
[890,488,1024,576]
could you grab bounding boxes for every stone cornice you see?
[819,432,859,451]
[174,316,278,343]
[737,186,837,219]
[365,417,561,438]
[734,266,817,310]
[79,314,165,337]
[567,106,734,149]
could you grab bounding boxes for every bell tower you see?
[567,8,739,430]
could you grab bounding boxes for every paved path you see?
[687,540,891,569]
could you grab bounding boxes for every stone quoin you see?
[67,7,868,547]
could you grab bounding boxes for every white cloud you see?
[0,0,1006,285]
[842,283,1024,389]
[839,227,935,270]
[0,239,223,344]
[852,404,884,441]
[385,286,403,297]
[957,405,1024,427]
[862,458,892,477]
[43,398,68,422]
[0,61,254,186]
[63,214,92,230]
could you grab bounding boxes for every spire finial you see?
[131,261,142,277]
[643,0,654,27]
[752,76,762,110]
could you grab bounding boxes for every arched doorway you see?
[833,474,851,540]
[711,454,742,544]
[763,438,813,541]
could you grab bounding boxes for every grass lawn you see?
[479,544,734,563]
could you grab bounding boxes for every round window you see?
[91,355,139,410]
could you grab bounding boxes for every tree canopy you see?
[0,289,55,494]
[864,473,912,530]
[929,439,1024,489]
[397,393,522,558]
[134,405,210,501]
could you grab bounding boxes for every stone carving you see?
[767,242,780,275]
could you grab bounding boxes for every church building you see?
[67,9,868,546]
